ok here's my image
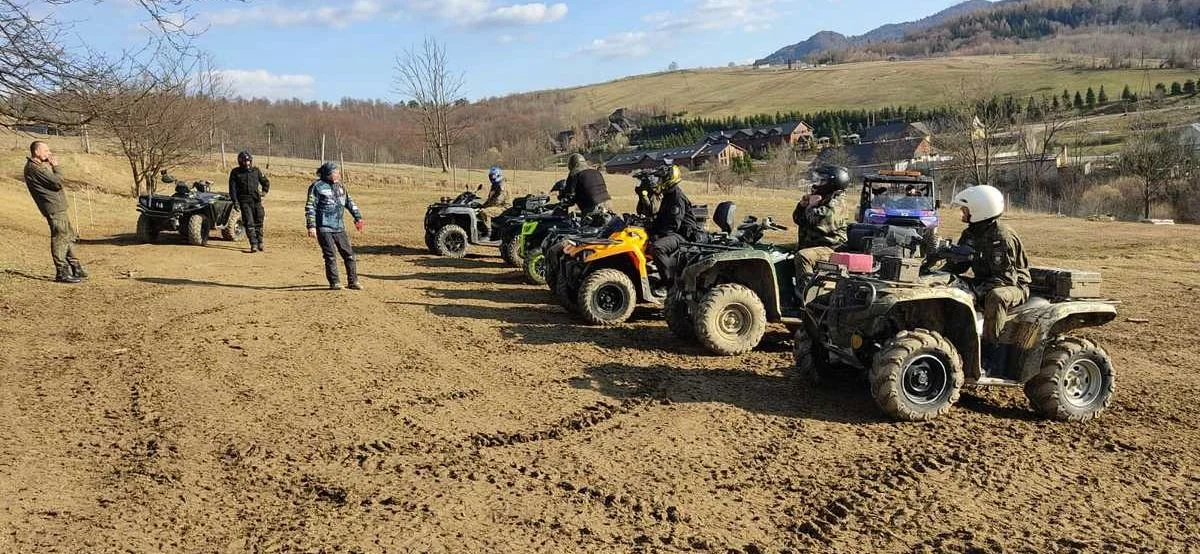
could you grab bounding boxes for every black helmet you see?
[174,183,191,196]
[237,151,253,165]
[551,179,568,201]
[812,164,850,193]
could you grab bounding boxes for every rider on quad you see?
[563,153,613,225]
[944,184,1031,369]
[792,164,851,281]
[647,163,702,287]
[479,166,509,222]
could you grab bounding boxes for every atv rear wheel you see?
[695,284,766,356]
[500,237,522,267]
[869,329,963,421]
[579,268,636,326]
[424,232,437,253]
[664,291,695,341]
[523,248,547,285]
[433,224,468,258]
[793,328,837,386]
[184,214,209,246]
[1024,336,1114,422]
[136,214,159,243]
[221,206,244,241]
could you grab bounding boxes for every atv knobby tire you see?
[1024,336,1114,422]
[554,273,580,315]
[869,329,963,421]
[433,224,468,258]
[185,214,208,246]
[695,284,766,356]
[579,268,636,326]
[793,327,837,386]
[500,237,522,267]
[523,248,547,286]
[221,206,243,241]
[424,232,437,253]
[664,292,695,341]
[136,214,159,243]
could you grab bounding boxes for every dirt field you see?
[2,160,1200,553]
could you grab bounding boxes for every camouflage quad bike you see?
[793,241,1117,422]
[136,172,242,246]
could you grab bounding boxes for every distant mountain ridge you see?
[755,0,997,65]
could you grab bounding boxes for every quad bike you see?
[423,185,547,261]
[554,205,710,326]
[793,243,1117,423]
[672,221,931,356]
[136,172,242,246]
[542,214,642,300]
[490,194,560,267]
[516,210,584,285]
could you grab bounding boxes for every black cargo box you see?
[1030,267,1102,299]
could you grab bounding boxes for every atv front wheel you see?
[1024,336,1114,422]
[424,232,437,253]
[664,291,695,341]
[433,224,468,258]
[793,328,837,386]
[136,214,159,243]
[184,214,209,246]
[694,284,766,356]
[523,248,547,285]
[869,329,963,421]
[500,237,522,267]
[579,268,636,326]
[554,272,580,315]
[221,206,244,241]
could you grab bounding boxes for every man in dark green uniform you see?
[945,184,1030,353]
[793,164,850,277]
[24,141,85,283]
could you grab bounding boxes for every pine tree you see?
[1061,89,1071,106]
[1185,79,1197,95]
[1085,87,1096,107]
[1026,96,1040,120]
[1170,81,1183,96]
[1073,91,1084,109]
[1051,94,1061,111]
[1098,85,1108,103]
[1121,84,1132,101]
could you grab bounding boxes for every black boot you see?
[246,229,259,253]
[55,268,81,284]
[69,262,88,280]
[981,343,1011,379]
[255,229,264,252]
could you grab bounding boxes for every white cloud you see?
[205,1,383,28]
[211,69,317,100]
[652,0,776,33]
[475,3,567,25]
[576,31,653,59]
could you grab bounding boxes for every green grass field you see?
[561,55,1198,120]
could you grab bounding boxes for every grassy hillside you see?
[561,55,1197,120]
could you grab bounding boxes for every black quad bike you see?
[136,173,242,246]
[423,186,555,264]
[793,243,1117,422]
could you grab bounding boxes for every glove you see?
[354,220,365,232]
[307,228,317,238]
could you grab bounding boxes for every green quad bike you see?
[793,244,1118,422]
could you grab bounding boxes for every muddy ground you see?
[2,173,1199,553]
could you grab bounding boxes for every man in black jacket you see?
[24,141,85,283]
[564,153,612,225]
[228,151,270,252]
[647,164,701,285]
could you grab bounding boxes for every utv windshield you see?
[867,182,935,211]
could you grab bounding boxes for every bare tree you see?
[937,79,1010,188]
[0,0,213,127]
[1117,128,1196,220]
[100,55,227,196]
[393,37,468,173]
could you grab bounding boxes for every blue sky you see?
[60,0,974,102]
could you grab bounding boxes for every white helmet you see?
[952,185,1005,223]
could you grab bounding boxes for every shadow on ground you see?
[420,286,552,306]
[360,271,524,284]
[574,362,883,424]
[135,276,327,291]
[355,244,428,257]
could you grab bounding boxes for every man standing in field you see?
[229,151,270,253]
[305,162,365,290]
[24,141,85,283]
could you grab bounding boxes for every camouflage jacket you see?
[945,218,1031,290]
[792,190,848,249]
[305,179,363,232]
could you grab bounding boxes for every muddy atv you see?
[555,205,709,326]
[136,174,242,246]
[665,206,791,354]
[793,244,1117,422]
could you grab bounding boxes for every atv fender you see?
[679,254,781,319]
[875,289,980,378]
[1009,301,1117,382]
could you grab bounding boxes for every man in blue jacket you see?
[305,162,365,290]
